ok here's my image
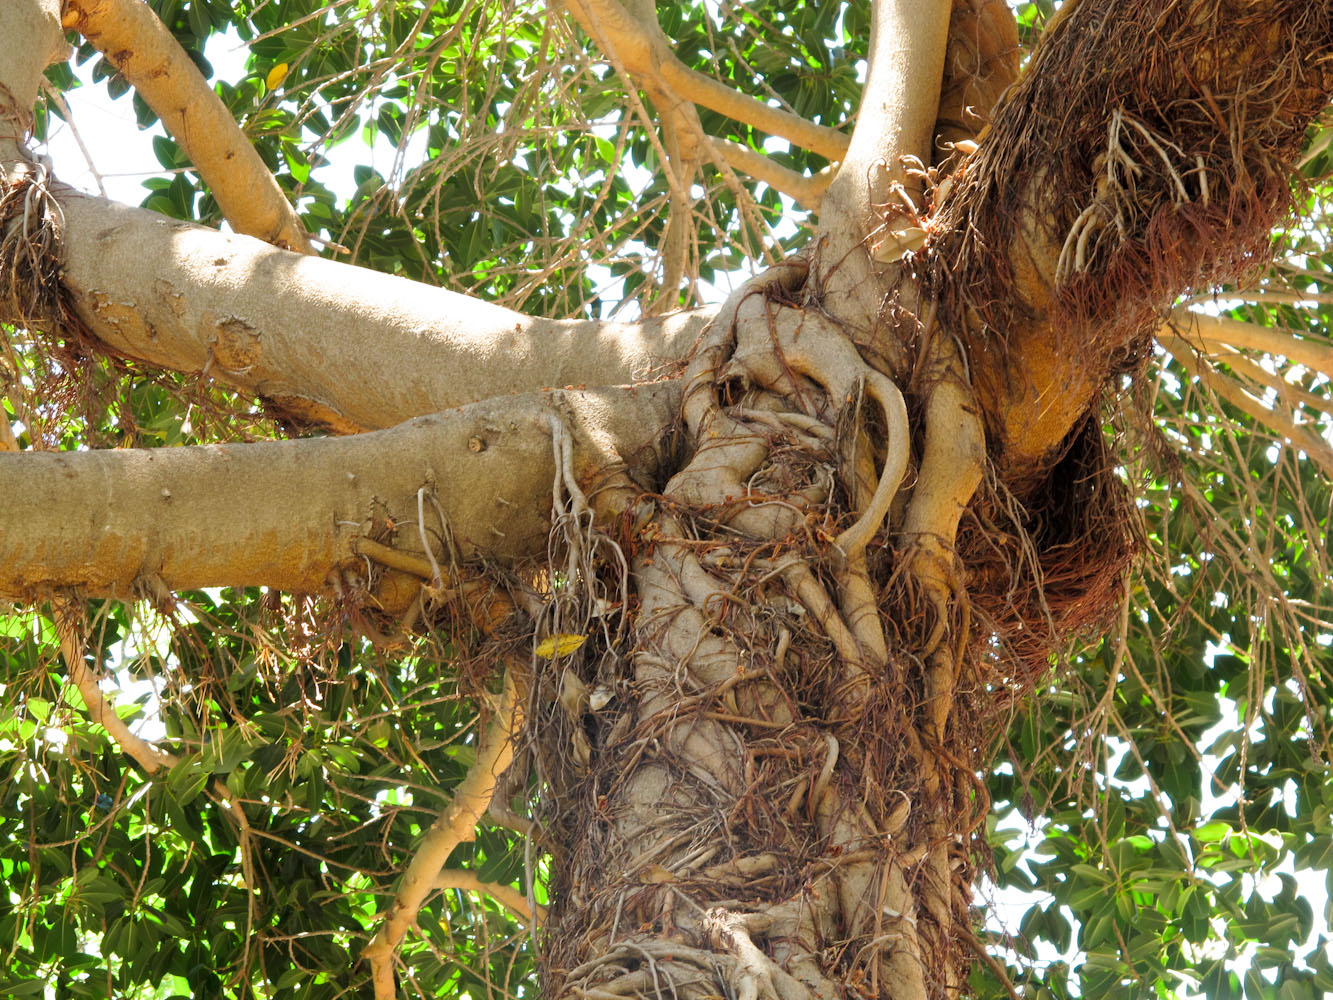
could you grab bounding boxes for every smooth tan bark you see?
[814,0,952,345]
[0,0,64,140]
[818,0,951,258]
[0,382,679,600]
[25,186,708,431]
[562,0,850,162]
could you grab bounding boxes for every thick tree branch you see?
[36,189,707,431]
[363,665,525,1000]
[4,1,707,433]
[0,382,680,600]
[64,0,313,253]
[818,0,952,259]
[1170,308,1333,379]
[0,1,65,141]
[561,0,850,162]
[926,0,1333,488]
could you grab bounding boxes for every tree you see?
[1,0,1331,998]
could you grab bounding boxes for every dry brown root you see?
[545,263,956,1000]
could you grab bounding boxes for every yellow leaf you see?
[534,633,587,659]
[638,863,675,884]
[265,62,289,90]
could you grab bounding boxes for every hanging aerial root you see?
[52,595,175,775]
[720,302,913,704]
[728,309,911,558]
[51,594,264,978]
[0,153,64,325]
[924,0,1333,482]
[902,332,985,735]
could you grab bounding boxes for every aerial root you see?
[707,908,814,1000]
[682,259,810,434]
[0,154,65,323]
[901,333,985,734]
[834,370,909,560]
[728,314,911,561]
[52,595,174,774]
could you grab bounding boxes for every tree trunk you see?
[539,264,963,1000]
[530,3,1333,998]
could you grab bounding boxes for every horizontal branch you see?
[563,0,850,162]
[0,382,680,600]
[707,136,831,209]
[47,190,708,431]
[65,0,313,252]
[1171,308,1333,379]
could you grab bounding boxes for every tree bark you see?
[0,382,679,600]
[539,3,1333,1000]
[3,186,707,433]
[63,0,314,252]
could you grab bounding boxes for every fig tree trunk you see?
[526,3,1333,998]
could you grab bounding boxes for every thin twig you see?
[362,663,526,1000]
[959,929,1023,1000]
[432,869,546,925]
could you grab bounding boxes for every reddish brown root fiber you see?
[926,0,1333,488]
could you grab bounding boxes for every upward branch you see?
[362,666,526,1000]
[65,0,313,253]
[926,0,1333,486]
[818,0,951,255]
[0,383,680,600]
[813,0,952,328]
[562,0,850,163]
